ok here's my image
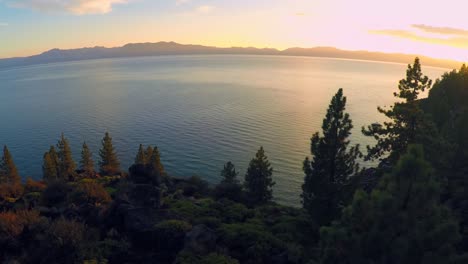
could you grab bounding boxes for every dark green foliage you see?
[176,252,239,264]
[221,161,239,184]
[41,181,73,207]
[99,132,120,175]
[134,144,147,165]
[423,65,468,251]
[154,220,192,261]
[129,146,165,185]
[43,146,59,181]
[363,58,433,162]
[320,145,462,264]
[80,142,95,176]
[0,145,20,184]
[219,222,289,264]
[148,146,165,178]
[57,133,77,180]
[302,88,361,226]
[244,147,275,204]
[216,162,243,202]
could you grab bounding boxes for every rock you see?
[184,224,217,254]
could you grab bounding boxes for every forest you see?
[2,58,468,263]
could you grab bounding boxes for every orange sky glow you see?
[1,0,468,61]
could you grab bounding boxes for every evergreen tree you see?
[149,147,165,179]
[244,147,275,204]
[56,133,76,180]
[145,146,154,164]
[135,144,147,165]
[363,57,433,162]
[99,132,120,175]
[215,161,243,202]
[320,145,464,264]
[43,146,59,181]
[302,88,361,226]
[79,142,94,176]
[0,145,20,184]
[221,161,239,184]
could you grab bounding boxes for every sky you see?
[1,0,468,61]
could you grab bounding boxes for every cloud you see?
[196,5,215,14]
[370,28,468,49]
[7,0,127,15]
[411,24,468,37]
[176,0,190,6]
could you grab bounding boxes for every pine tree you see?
[0,145,20,184]
[244,147,275,204]
[135,144,147,165]
[221,161,239,184]
[56,133,76,180]
[302,88,361,226]
[320,145,464,263]
[43,146,59,181]
[99,132,120,175]
[79,142,94,176]
[149,147,165,178]
[363,57,433,162]
[145,146,154,164]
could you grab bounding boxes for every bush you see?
[176,251,239,264]
[0,210,41,238]
[214,182,243,202]
[220,202,253,223]
[24,178,46,193]
[179,176,211,198]
[154,220,193,262]
[0,183,24,203]
[73,181,111,205]
[41,181,73,207]
[219,223,287,263]
[168,199,218,220]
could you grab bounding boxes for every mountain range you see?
[0,41,462,69]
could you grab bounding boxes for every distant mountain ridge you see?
[0,41,462,69]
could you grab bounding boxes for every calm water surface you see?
[0,55,448,205]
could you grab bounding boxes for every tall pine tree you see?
[135,144,147,165]
[363,57,433,163]
[145,146,154,164]
[302,88,361,226]
[56,133,76,180]
[99,132,120,175]
[149,147,165,179]
[0,145,20,184]
[221,161,239,184]
[244,147,275,204]
[79,142,95,176]
[320,145,464,264]
[43,146,59,181]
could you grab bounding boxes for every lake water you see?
[0,55,449,205]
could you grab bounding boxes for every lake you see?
[0,55,449,205]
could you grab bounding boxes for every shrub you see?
[0,183,24,203]
[168,199,218,220]
[176,251,239,264]
[41,181,73,207]
[219,223,287,263]
[0,210,41,238]
[24,178,46,193]
[74,181,111,205]
[154,220,192,262]
[214,182,243,202]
